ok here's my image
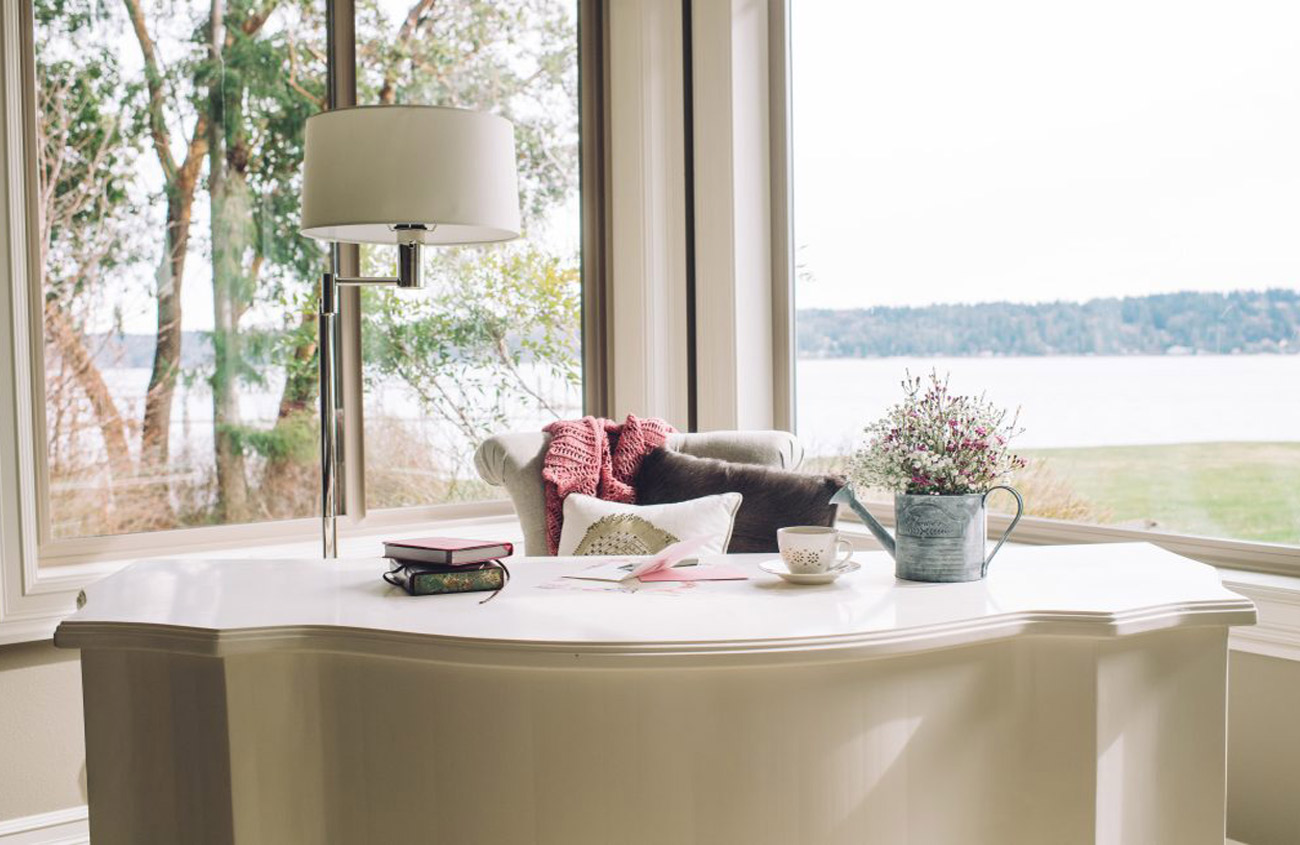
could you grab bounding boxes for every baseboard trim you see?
[0,806,88,844]
[0,804,1257,844]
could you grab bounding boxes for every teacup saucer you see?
[758,559,860,585]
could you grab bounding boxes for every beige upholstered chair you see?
[474,430,804,555]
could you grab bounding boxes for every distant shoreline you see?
[797,289,1299,358]
[796,350,1300,360]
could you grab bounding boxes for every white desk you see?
[57,543,1254,844]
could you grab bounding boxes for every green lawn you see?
[1021,442,1300,545]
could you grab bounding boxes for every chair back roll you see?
[474,430,804,556]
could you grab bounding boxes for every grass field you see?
[1021,442,1300,545]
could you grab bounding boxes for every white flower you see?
[848,370,1026,496]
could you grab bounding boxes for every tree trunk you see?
[43,302,133,484]
[274,314,320,422]
[139,176,199,473]
[257,312,319,518]
[124,0,208,477]
[208,0,251,523]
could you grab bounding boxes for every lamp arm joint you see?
[334,276,401,287]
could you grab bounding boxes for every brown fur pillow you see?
[635,447,844,553]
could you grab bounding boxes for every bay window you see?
[13,0,1296,639]
[26,0,585,556]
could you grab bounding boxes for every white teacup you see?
[777,526,854,574]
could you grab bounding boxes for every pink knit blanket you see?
[541,415,675,554]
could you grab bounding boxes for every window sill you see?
[14,513,1300,661]
[0,503,521,646]
[838,500,1300,577]
[36,499,517,572]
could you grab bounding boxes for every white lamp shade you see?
[300,105,521,246]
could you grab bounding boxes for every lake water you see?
[795,354,1300,456]
[91,364,581,478]
[86,354,1299,468]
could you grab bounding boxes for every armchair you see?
[474,430,804,555]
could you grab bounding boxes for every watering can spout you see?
[830,485,895,558]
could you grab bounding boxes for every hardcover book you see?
[382,537,514,566]
[384,561,507,597]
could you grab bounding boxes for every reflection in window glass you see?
[792,0,1300,544]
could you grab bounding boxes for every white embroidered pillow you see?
[557,493,743,557]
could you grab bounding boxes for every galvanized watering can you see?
[830,485,1024,582]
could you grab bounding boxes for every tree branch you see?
[490,334,560,417]
[379,0,437,104]
[287,28,325,109]
[121,0,178,181]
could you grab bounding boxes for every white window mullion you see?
[607,0,692,429]
[0,0,74,643]
[690,0,776,433]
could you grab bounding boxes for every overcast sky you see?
[791,0,1300,310]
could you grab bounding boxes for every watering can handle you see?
[981,485,1024,576]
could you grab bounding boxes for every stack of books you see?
[382,537,514,598]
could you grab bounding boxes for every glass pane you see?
[791,1,1300,545]
[35,0,326,540]
[356,1,583,509]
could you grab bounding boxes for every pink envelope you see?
[638,563,749,582]
[629,536,749,582]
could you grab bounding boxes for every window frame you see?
[0,0,601,641]
[773,0,1300,577]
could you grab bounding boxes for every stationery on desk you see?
[383,537,513,599]
[563,536,748,583]
[383,537,514,566]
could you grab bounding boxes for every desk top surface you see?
[55,543,1255,664]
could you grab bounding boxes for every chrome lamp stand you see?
[318,237,425,558]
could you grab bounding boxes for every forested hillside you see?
[797,289,1300,358]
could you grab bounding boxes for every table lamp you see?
[300,105,521,557]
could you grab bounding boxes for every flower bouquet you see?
[832,371,1027,582]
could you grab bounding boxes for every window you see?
[355,1,583,510]
[31,0,583,550]
[791,1,1300,547]
[35,0,328,540]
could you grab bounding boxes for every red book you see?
[382,537,514,567]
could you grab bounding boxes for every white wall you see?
[1227,652,1300,845]
[0,642,85,823]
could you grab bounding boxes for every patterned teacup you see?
[777,526,854,574]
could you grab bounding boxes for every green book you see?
[384,561,507,597]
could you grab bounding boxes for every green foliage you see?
[799,289,1300,358]
[361,244,581,442]
[35,0,146,309]
[225,414,318,463]
[1023,442,1300,544]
